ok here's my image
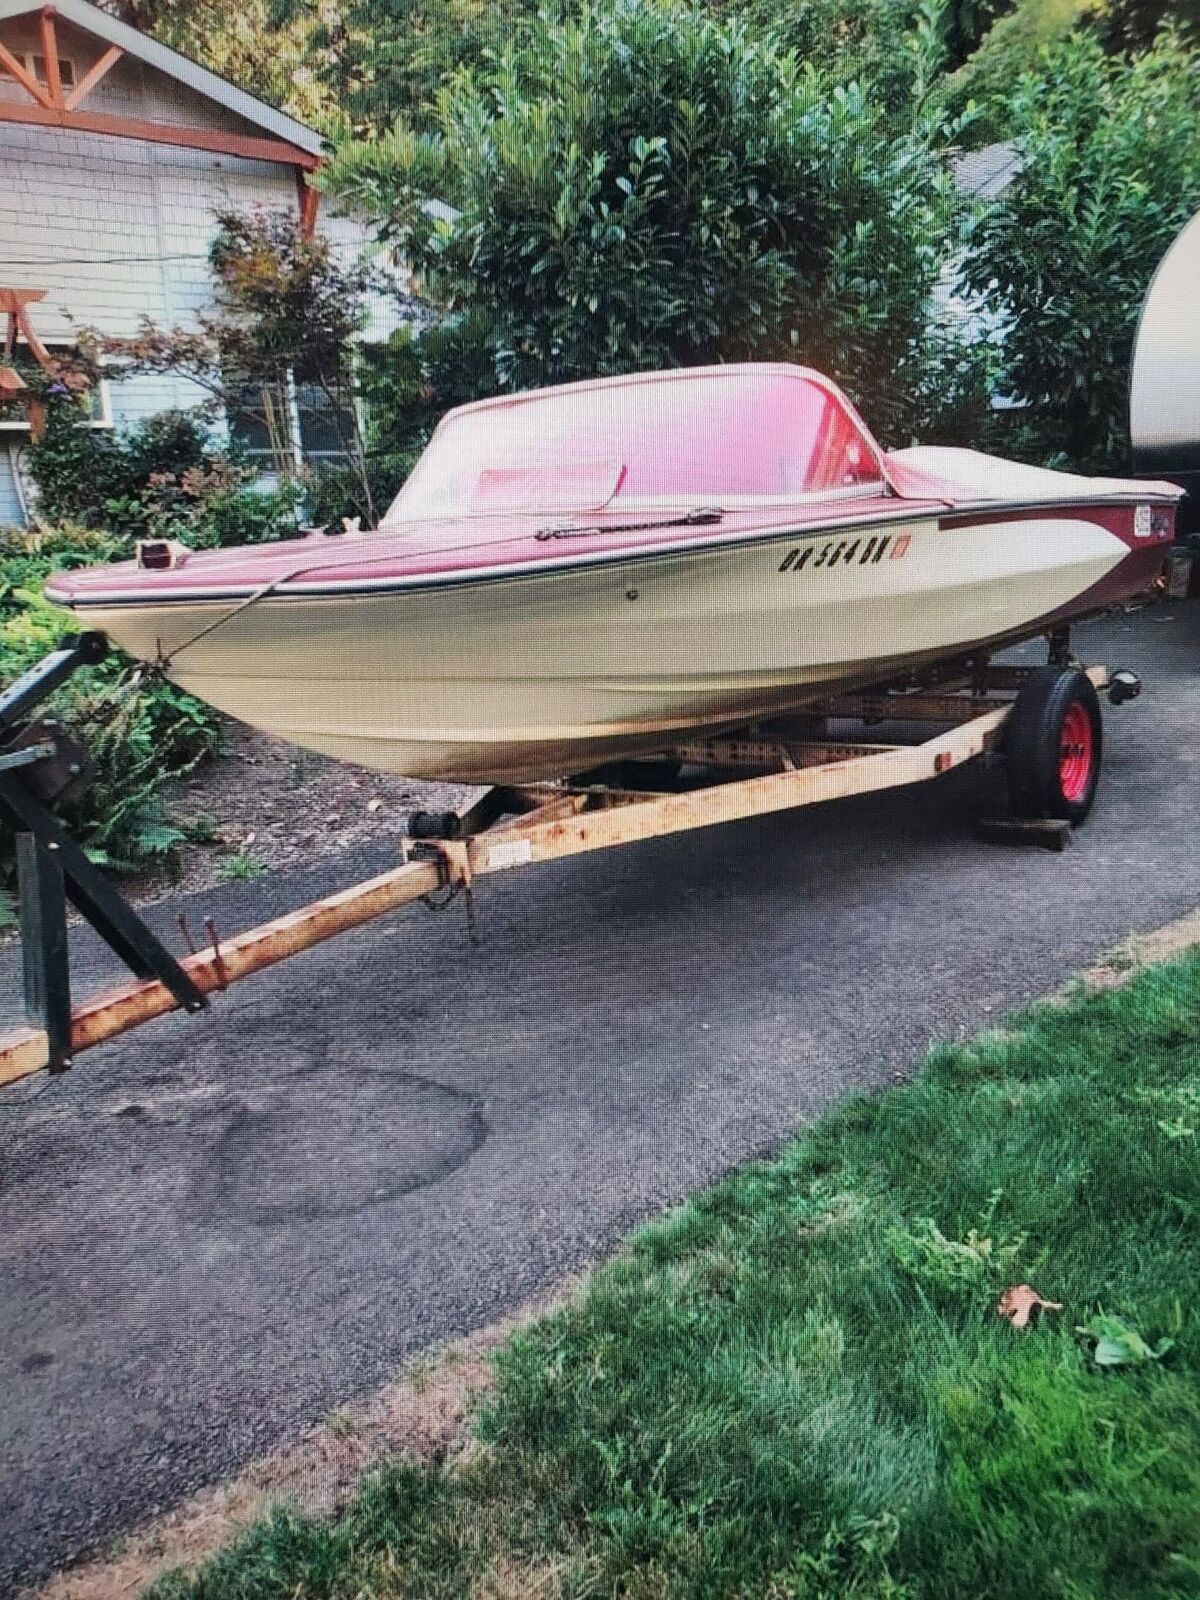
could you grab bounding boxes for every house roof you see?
[952,141,1022,200]
[0,0,324,155]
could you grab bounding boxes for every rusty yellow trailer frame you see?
[0,667,1108,1089]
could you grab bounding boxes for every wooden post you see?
[296,169,320,238]
[38,7,64,108]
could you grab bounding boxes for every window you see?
[29,53,76,88]
[0,53,77,88]
[224,381,291,468]
[225,372,358,471]
[0,341,111,432]
[293,379,358,463]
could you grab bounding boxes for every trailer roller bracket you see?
[0,632,206,1072]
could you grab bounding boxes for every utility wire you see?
[0,253,212,266]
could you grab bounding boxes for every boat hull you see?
[76,508,1156,782]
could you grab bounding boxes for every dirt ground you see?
[126,719,481,906]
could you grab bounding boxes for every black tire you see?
[1004,666,1103,825]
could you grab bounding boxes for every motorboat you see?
[45,364,1181,783]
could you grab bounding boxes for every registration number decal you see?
[778,532,911,573]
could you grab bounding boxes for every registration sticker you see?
[1134,504,1152,538]
[488,838,534,870]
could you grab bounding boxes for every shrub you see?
[959,29,1200,471]
[25,406,212,535]
[334,315,501,513]
[734,0,939,111]
[328,0,963,442]
[24,404,302,546]
[0,526,222,874]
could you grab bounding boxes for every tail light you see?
[135,539,189,572]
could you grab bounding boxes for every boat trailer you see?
[0,632,1141,1088]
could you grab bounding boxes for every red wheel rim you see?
[1059,702,1094,803]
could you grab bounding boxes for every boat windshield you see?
[384,369,884,523]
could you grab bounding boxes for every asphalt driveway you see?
[1,603,1198,1592]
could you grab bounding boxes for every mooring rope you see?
[151,504,729,670]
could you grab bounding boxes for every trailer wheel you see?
[1004,666,1103,824]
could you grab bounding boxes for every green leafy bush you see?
[734,0,946,111]
[935,0,1104,141]
[0,526,221,873]
[25,406,212,535]
[321,315,500,514]
[960,29,1200,471]
[24,403,302,546]
[329,0,963,442]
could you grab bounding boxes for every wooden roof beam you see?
[0,36,53,106]
[64,41,123,110]
[0,99,321,168]
[38,5,63,107]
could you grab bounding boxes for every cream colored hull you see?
[83,515,1127,782]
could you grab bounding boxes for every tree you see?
[95,0,338,123]
[94,208,384,522]
[961,30,1200,471]
[266,0,535,132]
[327,0,962,443]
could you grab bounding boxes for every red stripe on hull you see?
[941,501,1175,633]
[942,500,1174,545]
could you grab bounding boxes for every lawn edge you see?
[26,902,1200,1600]
[26,1282,576,1600]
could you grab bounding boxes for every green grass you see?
[217,850,268,882]
[147,950,1200,1600]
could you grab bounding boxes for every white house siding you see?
[0,13,403,524]
[0,458,24,525]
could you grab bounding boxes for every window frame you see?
[0,340,113,434]
[223,367,360,471]
[0,51,77,88]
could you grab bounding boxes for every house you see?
[0,0,403,526]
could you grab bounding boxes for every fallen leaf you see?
[1076,1312,1173,1367]
[367,798,384,813]
[244,831,256,846]
[997,1284,1063,1330]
